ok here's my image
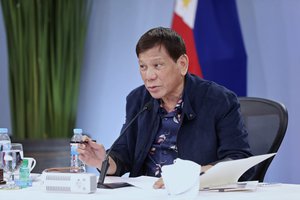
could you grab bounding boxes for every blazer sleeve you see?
[214,91,252,160]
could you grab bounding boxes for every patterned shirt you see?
[145,99,184,177]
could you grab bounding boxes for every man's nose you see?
[145,68,157,80]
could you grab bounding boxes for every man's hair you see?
[136,27,186,62]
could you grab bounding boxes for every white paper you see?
[161,158,200,195]
[125,176,159,190]
[200,153,276,189]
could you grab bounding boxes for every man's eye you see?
[155,64,162,68]
[140,65,146,70]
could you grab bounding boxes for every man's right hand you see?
[77,136,117,174]
[77,136,106,169]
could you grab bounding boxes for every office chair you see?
[238,97,288,182]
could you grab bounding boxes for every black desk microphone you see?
[97,101,153,188]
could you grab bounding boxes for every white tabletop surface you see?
[1,175,300,200]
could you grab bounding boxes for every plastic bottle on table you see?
[70,128,85,173]
[0,128,11,151]
[18,159,32,188]
[0,128,10,185]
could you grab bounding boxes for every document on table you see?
[112,153,276,192]
[200,153,276,189]
[125,176,159,190]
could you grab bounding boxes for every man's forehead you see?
[138,45,168,60]
[138,56,163,64]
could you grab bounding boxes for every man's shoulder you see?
[185,74,240,118]
[126,85,153,103]
[186,74,237,100]
[127,85,147,98]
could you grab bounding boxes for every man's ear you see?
[177,54,189,75]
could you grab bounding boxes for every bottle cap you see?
[0,128,8,134]
[73,128,83,134]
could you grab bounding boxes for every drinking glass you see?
[12,143,23,159]
[0,143,23,188]
[8,143,23,180]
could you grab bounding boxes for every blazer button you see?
[189,114,193,118]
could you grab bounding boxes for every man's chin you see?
[149,92,162,100]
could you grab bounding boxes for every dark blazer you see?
[110,73,253,178]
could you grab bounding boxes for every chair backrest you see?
[238,97,288,182]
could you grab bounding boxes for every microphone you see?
[97,101,153,188]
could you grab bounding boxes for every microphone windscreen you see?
[144,101,153,111]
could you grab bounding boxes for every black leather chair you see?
[238,97,288,182]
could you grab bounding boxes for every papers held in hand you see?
[200,153,276,190]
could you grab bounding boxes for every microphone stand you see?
[97,102,153,188]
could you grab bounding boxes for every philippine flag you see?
[172,0,247,96]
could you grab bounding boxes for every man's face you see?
[138,45,188,101]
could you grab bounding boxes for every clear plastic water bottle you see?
[17,159,32,188]
[0,128,11,151]
[0,128,11,184]
[70,128,85,173]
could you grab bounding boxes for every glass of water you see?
[0,143,23,188]
[12,143,23,159]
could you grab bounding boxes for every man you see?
[78,27,253,188]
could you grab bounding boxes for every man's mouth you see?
[147,86,159,92]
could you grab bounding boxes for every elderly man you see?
[78,27,253,188]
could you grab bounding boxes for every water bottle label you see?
[70,143,79,155]
[20,168,30,181]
